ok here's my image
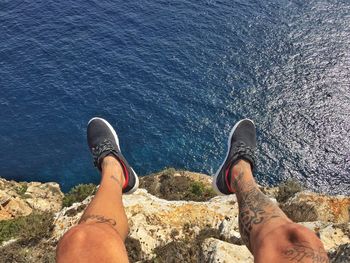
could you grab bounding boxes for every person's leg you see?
[213,119,328,263]
[56,156,129,263]
[56,117,139,263]
[230,160,328,263]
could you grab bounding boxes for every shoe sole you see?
[212,119,255,195]
[88,117,139,195]
[128,167,140,195]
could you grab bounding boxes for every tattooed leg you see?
[57,156,130,263]
[231,160,328,263]
[78,156,129,238]
[232,161,287,251]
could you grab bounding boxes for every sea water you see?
[0,0,349,193]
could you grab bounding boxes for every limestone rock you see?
[201,238,253,263]
[0,178,64,220]
[218,218,242,244]
[25,182,63,212]
[319,224,350,251]
[0,189,32,219]
[2,197,32,219]
[300,222,350,251]
[0,190,11,206]
[127,190,237,257]
[281,192,350,223]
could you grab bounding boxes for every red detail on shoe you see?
[225,166,235,193]
[117,158,129,190]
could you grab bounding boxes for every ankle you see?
[231,159,251,177]
[101,155,120,169]
[229,159,254,191]
[101,156,125,187]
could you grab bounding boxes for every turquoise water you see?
[0,0,349,193]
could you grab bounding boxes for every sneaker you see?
[212,119,256,195]
[87,117,139,194]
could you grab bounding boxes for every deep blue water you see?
[0,0,349,194]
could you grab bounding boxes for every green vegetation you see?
[62,183,97,208]
[161,167,177,176]
[159,172,215,201]
[0,212,54,244]
[140,168,216,202]
[189,181,216,200]
[276,179,304,203]
[15,183,28,198]
[0,238,56,263]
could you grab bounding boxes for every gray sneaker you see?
[87,117,139,194]
[213,119,256,195]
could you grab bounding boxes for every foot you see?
[213,119,256,195]
[87,117,139,194]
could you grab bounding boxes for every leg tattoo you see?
[234,170,284,250]
[282,242,329,263]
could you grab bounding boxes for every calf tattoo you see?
[282,242,329,263]
[233,171,284,250]
[80,214,117,227]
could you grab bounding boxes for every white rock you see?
[299,221,350,251]
[201,238,253,263]
[281,192,350,223]
[218,218,241,243]
[25,182,63,212]
[319,224,350,251]
[3,197,32,218]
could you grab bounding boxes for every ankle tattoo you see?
[234,171,284,251]
[110,175,124,188]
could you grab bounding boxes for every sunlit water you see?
[0,0,349,193]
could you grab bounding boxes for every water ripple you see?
[0,0,349,193]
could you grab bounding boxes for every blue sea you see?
[0,0,349,194]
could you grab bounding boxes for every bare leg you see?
[231,160,329,263]
[56,156,129,263]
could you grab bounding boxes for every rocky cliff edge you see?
[0,169,349,262]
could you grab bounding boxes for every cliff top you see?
[0,169,349,262]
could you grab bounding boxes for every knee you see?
[56,224,129,263]
[57,223,123,254]
[254,223,328,263]
[255,222,324,253]
[57,224,97,254]
[58,225,91,247]
[282,223,321,245]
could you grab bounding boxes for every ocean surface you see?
[0,0,349,194]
